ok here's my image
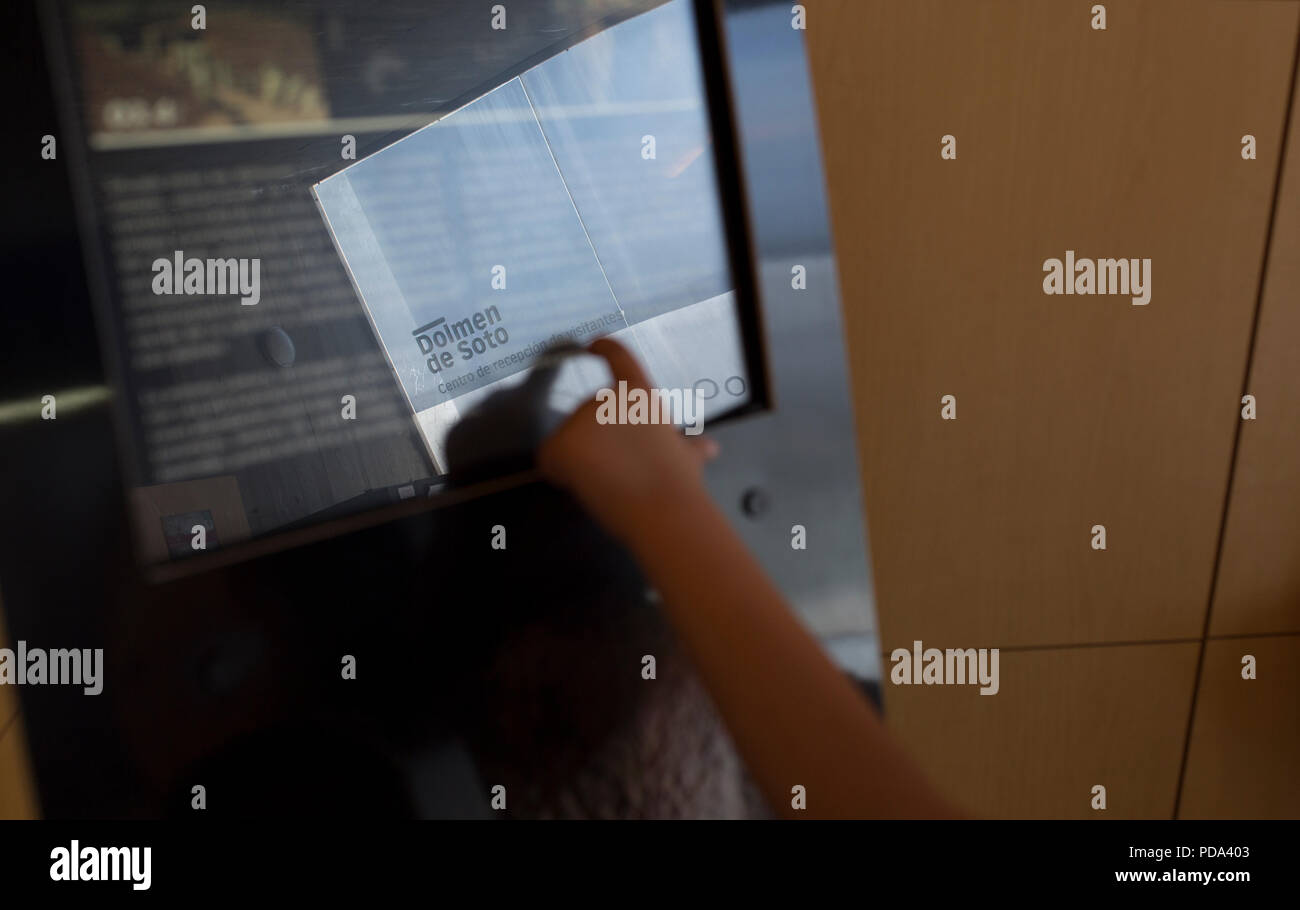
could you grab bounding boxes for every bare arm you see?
[538,338,961,819]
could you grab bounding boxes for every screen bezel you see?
[43,0,772,582]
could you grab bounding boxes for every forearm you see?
[627,487,959,819]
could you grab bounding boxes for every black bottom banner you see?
[0,820,1286,897]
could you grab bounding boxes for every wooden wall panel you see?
[1179,636,1300,818]
[0,614,16,737]
[0,716,39,820]
[885,642,1199,818]
[0,604,39,819]
[1210,56,1300,637]
[806,0,1299,650]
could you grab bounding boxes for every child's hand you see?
[537,338,719,547]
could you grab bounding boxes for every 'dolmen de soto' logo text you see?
[413,304,509,375]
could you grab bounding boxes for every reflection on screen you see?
[314,0,750,472]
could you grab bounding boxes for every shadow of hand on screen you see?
[442,340,586,483]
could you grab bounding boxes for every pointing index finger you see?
[588,337,651,390]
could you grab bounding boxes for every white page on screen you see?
[313,0,749,472]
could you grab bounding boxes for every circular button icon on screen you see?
[741,486,770,518]
[694,378,719,400]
